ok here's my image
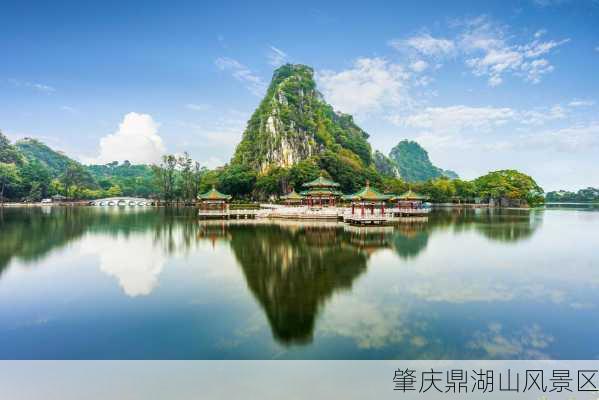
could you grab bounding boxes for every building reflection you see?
[1,207,543,308]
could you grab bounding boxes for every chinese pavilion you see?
[280,189,303,206]
[392,190,428,209]
[342,181,392,216]
[300,175,342,207]
[198,186,232,211]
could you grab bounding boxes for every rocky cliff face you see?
[373,150,400,178]
[231,64,372,174]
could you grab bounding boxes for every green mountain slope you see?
[230,64,379,192]
[15,138,76,176]
[373,150,399,178]
[388,140,458,182]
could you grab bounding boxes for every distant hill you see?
[375,140,458,182]
[15,138,78,176]
[373,150,399,178]
[0,133,158,200]
[87,161,155,197]
[546,187,599,202]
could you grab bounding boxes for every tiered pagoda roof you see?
[198,186,232,201]
[302,175,341,188]
[392,190,428,201]
[301,174,342,197]
[342,182,392,202]
[281,190,303,201]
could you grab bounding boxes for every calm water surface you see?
[0,206,598,359]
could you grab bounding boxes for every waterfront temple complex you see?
[197,175,430,225]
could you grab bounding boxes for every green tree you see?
[288,159,320,192]
[474,170,544,206]
[0,131,22,164]
[20,159,51,200]
[219,164,257,198]
[0,162,20,204]
[199,169,221,193]
[254,167,289,199]
[49,179,64,196]
[453,179,476,202]
[177,152,197,203]
[106,185,123,197]
[60,163,96,198]
[151,155,177,202]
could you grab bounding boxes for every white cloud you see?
[86,112,166,165]
[520,122,599,152]
[317,58,410,115]
[389,18,567,87]
[390,33,456,58]
[519,105,566,125]
[568,99,595,107]
[185,103,209,111]
[60,105,77,113]
[459,16,569,86]
[389,103,580,156]
[267,46,288,67]
[9,79,55,93]
[395,105,516,131]
[410,60,429,73]
[215,57,265,96]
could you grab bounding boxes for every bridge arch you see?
[90,197,154,207]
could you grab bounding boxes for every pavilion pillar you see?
[371,203,374,215]
[381,202,385,215]
[361,202,364,216]
[352,203,355,215]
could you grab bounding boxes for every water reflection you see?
[93,233,166,297]
[0,206,560,357]
[228,222,371,345]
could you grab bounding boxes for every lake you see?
[1,206,598,359]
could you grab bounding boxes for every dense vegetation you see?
[0,130,545,207]
[0,132,209,203]
[387,140,458,182]
[230,64,380,194]
[546,187,599,203]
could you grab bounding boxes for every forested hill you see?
[546,187,599,202]
[229,63,381,193]
[387,140,458,182]
[15,138,76,176]
[0,132,157,200]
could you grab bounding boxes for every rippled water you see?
[0,206,597,359]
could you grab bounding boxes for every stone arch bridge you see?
[90,197,155,206]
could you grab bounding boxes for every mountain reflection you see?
[226,222,380,345]
[0,207,543,303]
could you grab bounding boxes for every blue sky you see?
[1,0,598,190]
